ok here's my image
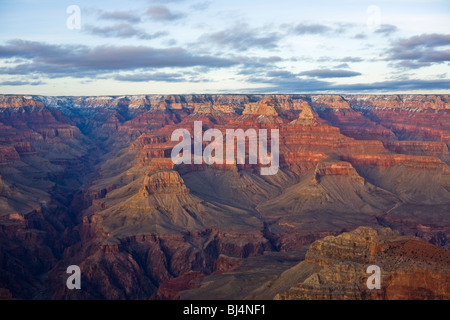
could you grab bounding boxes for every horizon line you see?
[1,92,449,97]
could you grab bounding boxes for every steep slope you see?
[274,227,450,300]
[0,96,99,299]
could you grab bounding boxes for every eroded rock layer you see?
[274,227,450,300]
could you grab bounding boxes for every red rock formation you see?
[0,145,20,164]
[242,98,279,116]
[344,94,450,110]
[342,153,447,169]
[314,160,365,184]
[142,170,189,196]
[311,95,351,110]
[275,227,450,300]
[0,95,45,109]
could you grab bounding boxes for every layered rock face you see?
[142,170,189,196]
[0,94,449,300]
[275,227,450,300]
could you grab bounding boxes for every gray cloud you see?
[375,24,398,35]
[290,22,354,36]
[299,69,362,78]
[199,23,282,51]
[115,72,184,82]
[293,23,332,35]
[99,10,141,23]
[0,40,65,59]
[396,33,450,48]
[353,33,367,39]
[388,33,450,69]
[146,6,183,21]
[85,23,167,40]
[191,1,211,11]
[340,56,364,63]
[0,80,43,86]
[334,22,353,35]
[266,70,297,78]
[257,56,283,64]
[247,76,450,93]
[115,71,208,83]
[332,78,450,92]
[244,76,330,93]
[316,56,364,63]
[0,39,238,78]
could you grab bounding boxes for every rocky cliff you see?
[274,227,450,300]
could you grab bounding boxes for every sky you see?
[0,0,449,95]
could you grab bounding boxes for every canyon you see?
[0,94,449,300]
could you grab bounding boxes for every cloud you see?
[299,69,362,78]
[266,70,297,78]
[334,22,353,35]
[292,23,332,35]
[256,56,283,64]
[98,10,141,23]
[85,23,167,40]
[244,76,330,93]
[146,6,183,21]
[331,78,450,92]
[190,1,211,11]
[199,23,282,51]
[375,24,398,36]
[246,76,450,93]
[0,39,238,78]
[0,80,43,86]
[115,72,184,82]
[115,71,208,83]
[396,33,450,48]
[340,56,364,63]
[353,33,367,39]
[289,22,353,36]
[388,33,450,69]
[238,64,448,93]
[316,56,364,63]
[0,40,64,59]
